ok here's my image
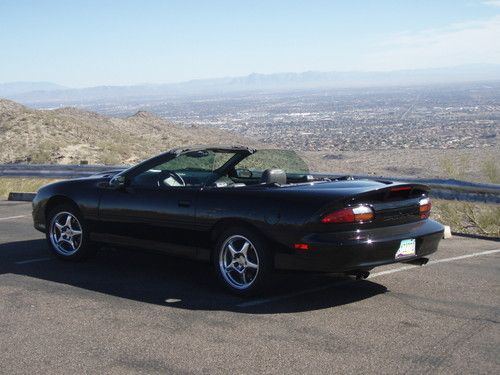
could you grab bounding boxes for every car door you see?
[94,153,209,258]
[96,182,199,258]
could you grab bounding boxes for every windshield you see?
[131,150,238,188]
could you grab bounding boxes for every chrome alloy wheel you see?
[49,211,83,256]
[219,235,259,290]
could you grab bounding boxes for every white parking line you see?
[237,248,500,308]
[427,249,500,264]
[367,265,419,278]
[15,257,52,265]
[0,215,27,221]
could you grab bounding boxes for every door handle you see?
[178,200,191,208]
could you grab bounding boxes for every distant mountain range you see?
[2,64,500,104]
[0,81,68,96]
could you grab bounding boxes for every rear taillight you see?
[321,206,374,224]
[293,243,309,251]
[419,197,431,219]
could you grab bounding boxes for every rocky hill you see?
[0,99,256,165]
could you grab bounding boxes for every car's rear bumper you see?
[274,219,444,272]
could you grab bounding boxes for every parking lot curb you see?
[8,192,36,202]
[443,225,452,239]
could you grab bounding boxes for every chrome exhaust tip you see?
[348,270,370,280]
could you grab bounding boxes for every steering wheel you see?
[158,170,186,187]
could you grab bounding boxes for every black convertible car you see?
[33,146,444,295]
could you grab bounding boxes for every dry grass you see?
[0,178,56,200]
[432,199,500,237]
[438,155,500,184]
[481,158,499,184]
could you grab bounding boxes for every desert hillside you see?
[0,99,256,165]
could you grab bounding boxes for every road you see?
[0,201,498,374]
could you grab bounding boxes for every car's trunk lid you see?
[288,179,430,230]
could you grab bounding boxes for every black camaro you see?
[33,145,444,295]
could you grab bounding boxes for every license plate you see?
[395,239,416,259]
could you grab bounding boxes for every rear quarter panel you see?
[196,186,341,249]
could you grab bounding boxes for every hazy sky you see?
[1,0,499,87]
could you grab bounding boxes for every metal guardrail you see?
[1,163,499,203]
[0,163,128,179]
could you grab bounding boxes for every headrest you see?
[260,169,287,185]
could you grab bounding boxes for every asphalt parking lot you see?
[0,201,498,374]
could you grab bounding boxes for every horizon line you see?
[1,63,499,89]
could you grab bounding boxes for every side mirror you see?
[109,175,127,189]
[236,168,252,178]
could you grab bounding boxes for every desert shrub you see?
[28,140,60,164]
[432,200,499,237]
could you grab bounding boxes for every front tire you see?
[46,204,94,261]
[213,227,273,296]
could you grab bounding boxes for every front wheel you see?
[213,227,273,296]
[46,204,94,261]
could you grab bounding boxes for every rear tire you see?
[213,227,273,296]
[46,204,94,261]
